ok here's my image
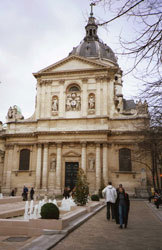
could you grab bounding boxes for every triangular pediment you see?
[63,150,81,157]
[36,55,108,74]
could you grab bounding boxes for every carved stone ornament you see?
[66,92,81,111]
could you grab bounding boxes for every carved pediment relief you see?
[63,150,81,157]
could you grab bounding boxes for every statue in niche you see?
[50,157,56,171]
[88,158,95,171]
[88,95,95,110]
[52,97,58,112]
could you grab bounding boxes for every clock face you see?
[71,100,76,107]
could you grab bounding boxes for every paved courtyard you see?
[53,201,162,250]
[0,200,161,250]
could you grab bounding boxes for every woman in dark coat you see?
[30,187,35,200]
[115,187,130,228]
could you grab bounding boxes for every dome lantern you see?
[69,4,117,63]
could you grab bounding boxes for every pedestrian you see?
[102,181,117,220]
[116,184,124,194]
[22,185,28,201]
[30,187,35,200]
[154,190,161,209]
[10,189,15,196]
[116,187,130,229]
[63,186,70,199]
[115,184,124,224]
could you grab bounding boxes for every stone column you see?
[103,143,108,185]
[35,144,42,189]
[42,143,49,190]
[56,143,62,193]
[81,143,87,173]
[5,145,14,191]
[96,143,101,192]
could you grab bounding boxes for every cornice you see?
[33,68,117,78]
[108,130,148,136]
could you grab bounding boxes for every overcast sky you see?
[0,0,140,124]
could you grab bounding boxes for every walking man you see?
[102,182,117,220]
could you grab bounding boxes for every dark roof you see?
[69,40,117,63]
[69,11,117,63]
[123,99,136,111]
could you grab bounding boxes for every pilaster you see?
[35,144,42,189]
[56,143,62,193]
[82,78,88,117]
[103,143,108,185]
[95,143,101,192]
[42,143,49,190]
[81,143,87,173]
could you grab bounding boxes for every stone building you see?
[0,8,150,196]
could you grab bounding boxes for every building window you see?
[68,85,80,92]
[19,149,30,171]
[119,148,132,171]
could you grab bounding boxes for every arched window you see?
[19,149,30,170]
[119,148,132,172]
[68,85,80,92]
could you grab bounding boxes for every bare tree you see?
[133,129,162,190]
[92,0,162,126]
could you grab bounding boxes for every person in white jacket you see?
[102,181,117,220]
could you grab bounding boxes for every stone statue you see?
[7,107,13,119]
[136,100,148,115]
[88,158,95,171]
[52,97,58,111]
[88,95,95,109]
[50,157,56,171]
[6,105,24,121]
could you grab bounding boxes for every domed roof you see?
[69,5,117,63]
[69,40,117,63]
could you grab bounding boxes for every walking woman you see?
[116,187,130,229]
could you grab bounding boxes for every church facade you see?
[0,9,150,196]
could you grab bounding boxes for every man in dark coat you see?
[22,185,28,201]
